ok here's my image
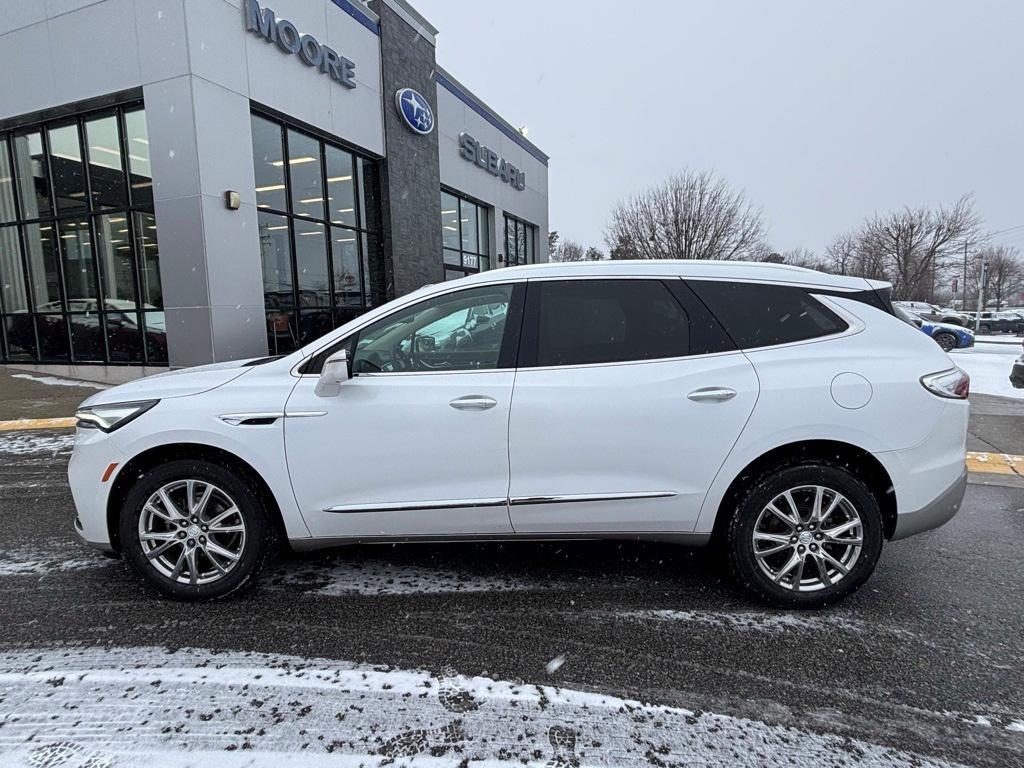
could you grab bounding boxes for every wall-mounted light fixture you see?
[224,190,241,210]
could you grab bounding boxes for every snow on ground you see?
[949,344,1022,399]
[0,543,108,576]
[269,558,541,596]
[0,645,973,767]
[9,373,106,390]
[0,431,75,456]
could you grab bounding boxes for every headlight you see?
[75,400,159,432]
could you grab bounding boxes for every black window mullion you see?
[116,109,134,209]
[319,137,337,320]
[279,124,301,332]
[38,128,74,359]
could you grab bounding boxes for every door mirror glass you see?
[315,349,350,397]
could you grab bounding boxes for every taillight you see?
[920,367,970,399]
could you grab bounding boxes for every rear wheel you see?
[120,459,276,600]
[727,464,883,608]
[934,331,958,352]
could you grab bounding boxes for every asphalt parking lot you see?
[0,368,1022,767]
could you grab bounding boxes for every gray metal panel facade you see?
[0,0,548,368]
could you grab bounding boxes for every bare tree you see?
[584,246,605,261]
[857,195,981,300]
[605,168,766,260]
[552,239,586,262]
[976,245,1024,309]
[781,247,828,271]
[825,233,858,275]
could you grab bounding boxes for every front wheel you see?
[119,459,277,600]
[934,332,958,352]
[727,464,883,608]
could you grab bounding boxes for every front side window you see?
[521,279,692,367]
[687,280,849,350]
[348,284,515,374]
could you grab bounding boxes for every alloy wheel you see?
[137,480,247,585]
[751,485,863,592]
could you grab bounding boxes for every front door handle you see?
[449,395,498,411]
[687,387,737,403]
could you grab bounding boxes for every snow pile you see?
[949,346,1022,399]
[0,432,75,456]
[10,373,106,390]
[0,645,970,767]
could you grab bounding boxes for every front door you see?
[285,282,524,539]
[507,278,758,533]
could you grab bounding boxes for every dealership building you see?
[0,0,549,370]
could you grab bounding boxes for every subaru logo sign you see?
[395,88,434,135]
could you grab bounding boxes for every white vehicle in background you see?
[69,261,969,609]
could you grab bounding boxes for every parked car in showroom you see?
[69,261,969,609]
[894,301,968,326]
[893,305,975,351]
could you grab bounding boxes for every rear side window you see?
[688,280,848,350]
[520,279,729,367]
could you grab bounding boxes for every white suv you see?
[69,261,969,608]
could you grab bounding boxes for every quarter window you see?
[688,280,849,349]
[521,279,695,367]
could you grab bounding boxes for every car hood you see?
[932,321,973,334]
[78,358,259,408]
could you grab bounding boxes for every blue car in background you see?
[894,305,974,352]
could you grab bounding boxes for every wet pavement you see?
[0,423,1022,767]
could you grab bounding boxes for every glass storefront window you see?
[504,215,537,267]
[288,130,324,220]
[252,115,286,213]
[124,109,152,207]
[0,102,158,364]
[59,218,97,303]
[48,124,87,213]
[13,132,49,220]
[332,226,360,306]
[441,189,491,279]
[0,139,16,224]
[86,115,128,209]
[0,224,27,314]
[325,146,356,228]
[249,112,381,353]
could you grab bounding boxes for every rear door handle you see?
[449,395,498,411]
[687,387,737,403]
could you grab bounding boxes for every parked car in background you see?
[963,311,1024,334]
[894,301,968,326]
[893,306,974,351]
[69,261,969,610]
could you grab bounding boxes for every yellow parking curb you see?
[0,417,77,431]
[965,451,1023,477]
[0,417,1020,477]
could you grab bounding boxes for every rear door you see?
[506,278,759,534]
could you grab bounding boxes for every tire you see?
[979,324,991,334]
[119,459,277,600]
[727,463,883,609]
[934,332,958,352]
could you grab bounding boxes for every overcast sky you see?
[414,0,1024,256]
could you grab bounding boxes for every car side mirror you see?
[315,349,350,397]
